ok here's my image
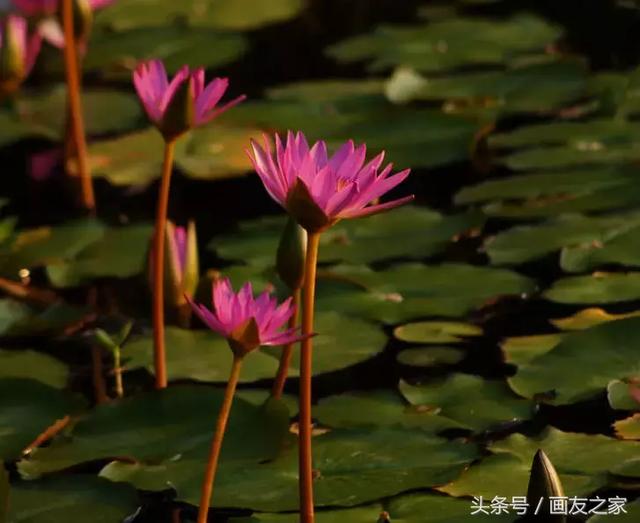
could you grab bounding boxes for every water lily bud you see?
[525,449,566,522]
[159,74,195,140]
[164,220,199,308]
[148,220,200,314]
[276,216,307,290]
[377,512,391,523]
[0,15,41,95]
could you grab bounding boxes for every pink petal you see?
[340,194,415,219]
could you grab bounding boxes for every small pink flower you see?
[247,132,414,232]
[0,14,42,85]
[133,59,246,139]
[188,278,302,356]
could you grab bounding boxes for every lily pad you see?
[212,206,484,266]
[588,499,640,522]
[0,350,68,388]
[394,321,482,344]
[500,334,564,366]
[508,316,640,405]
[327,14,561,73]
[614,414,640,440]
[230,506,382,523]
[0,379,84,461]
[314,390,463,433]
[103,427,478,511]
[82,26,247,78]
[19,385,289,478]
[124,312,386,383]
[386,60,587,116]
[456,166,640,218]
[95,0,305,31]
[8,475,139,523]
[607,379,640,411]
[387,492,517,522]
[440,428,640,499]
[397,346,466,367]
[16,87,143,139]
[544,272,640,304]
[0,220,106,278]
[46,223,153,287]
[399,374,534,432]
[314,263,535,323]
[550,308,640,330]
[485,213,640,265]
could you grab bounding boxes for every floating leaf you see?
[46,223,153,287]
[327,14,561,73]
[440,428,640,499]
[607,380,640,411]
[95,0,305,31]
[550,308,640,330]
[19,385,289,478]
[0,379,84,461]
[394,322,482,344]
[587,499,640,522]
[81,26,247,78]
[230,506,382,523]
[124,312,386,383]
[614,414,640,440]
[387,492,516,522]
[399,374,534,432]
[8,475,139,523]
[103,427,478,511]
[314,390,463,433]
[212,206,484,266]
[544,272,640,304]
[0,350,68,388]
[500,334,563,366]
[386,60,587,116]
[508,317,640,405]
[315,263,535,324]
[485,213,640,265]
[397,346,465,367]
[16,86,142,138]
[0,220,106,278]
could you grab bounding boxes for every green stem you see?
[271,288,301,399]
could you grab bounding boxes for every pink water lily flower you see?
[188,278,302,357]
[133,59,246,140]
[248,132,414,232]
[11,0,115,16]
[0,14,42,91]
[12,0,116,49]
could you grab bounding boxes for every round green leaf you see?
[397,346,465,367]
[399,374,534,432]
[0,379,84,461]
[0,350,68,388]
[314,390,463,433]
[19,385,289,478]
[544,272,640,304]
[508,317,640,405]
[8,475,138,523]
[394,322,482,344]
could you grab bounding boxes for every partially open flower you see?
[11,0,115,49]
[248,131,414,232]
[147,220,199,311]
[133,59,246,141]
[188,278,303,358]
[0,14,41,94]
